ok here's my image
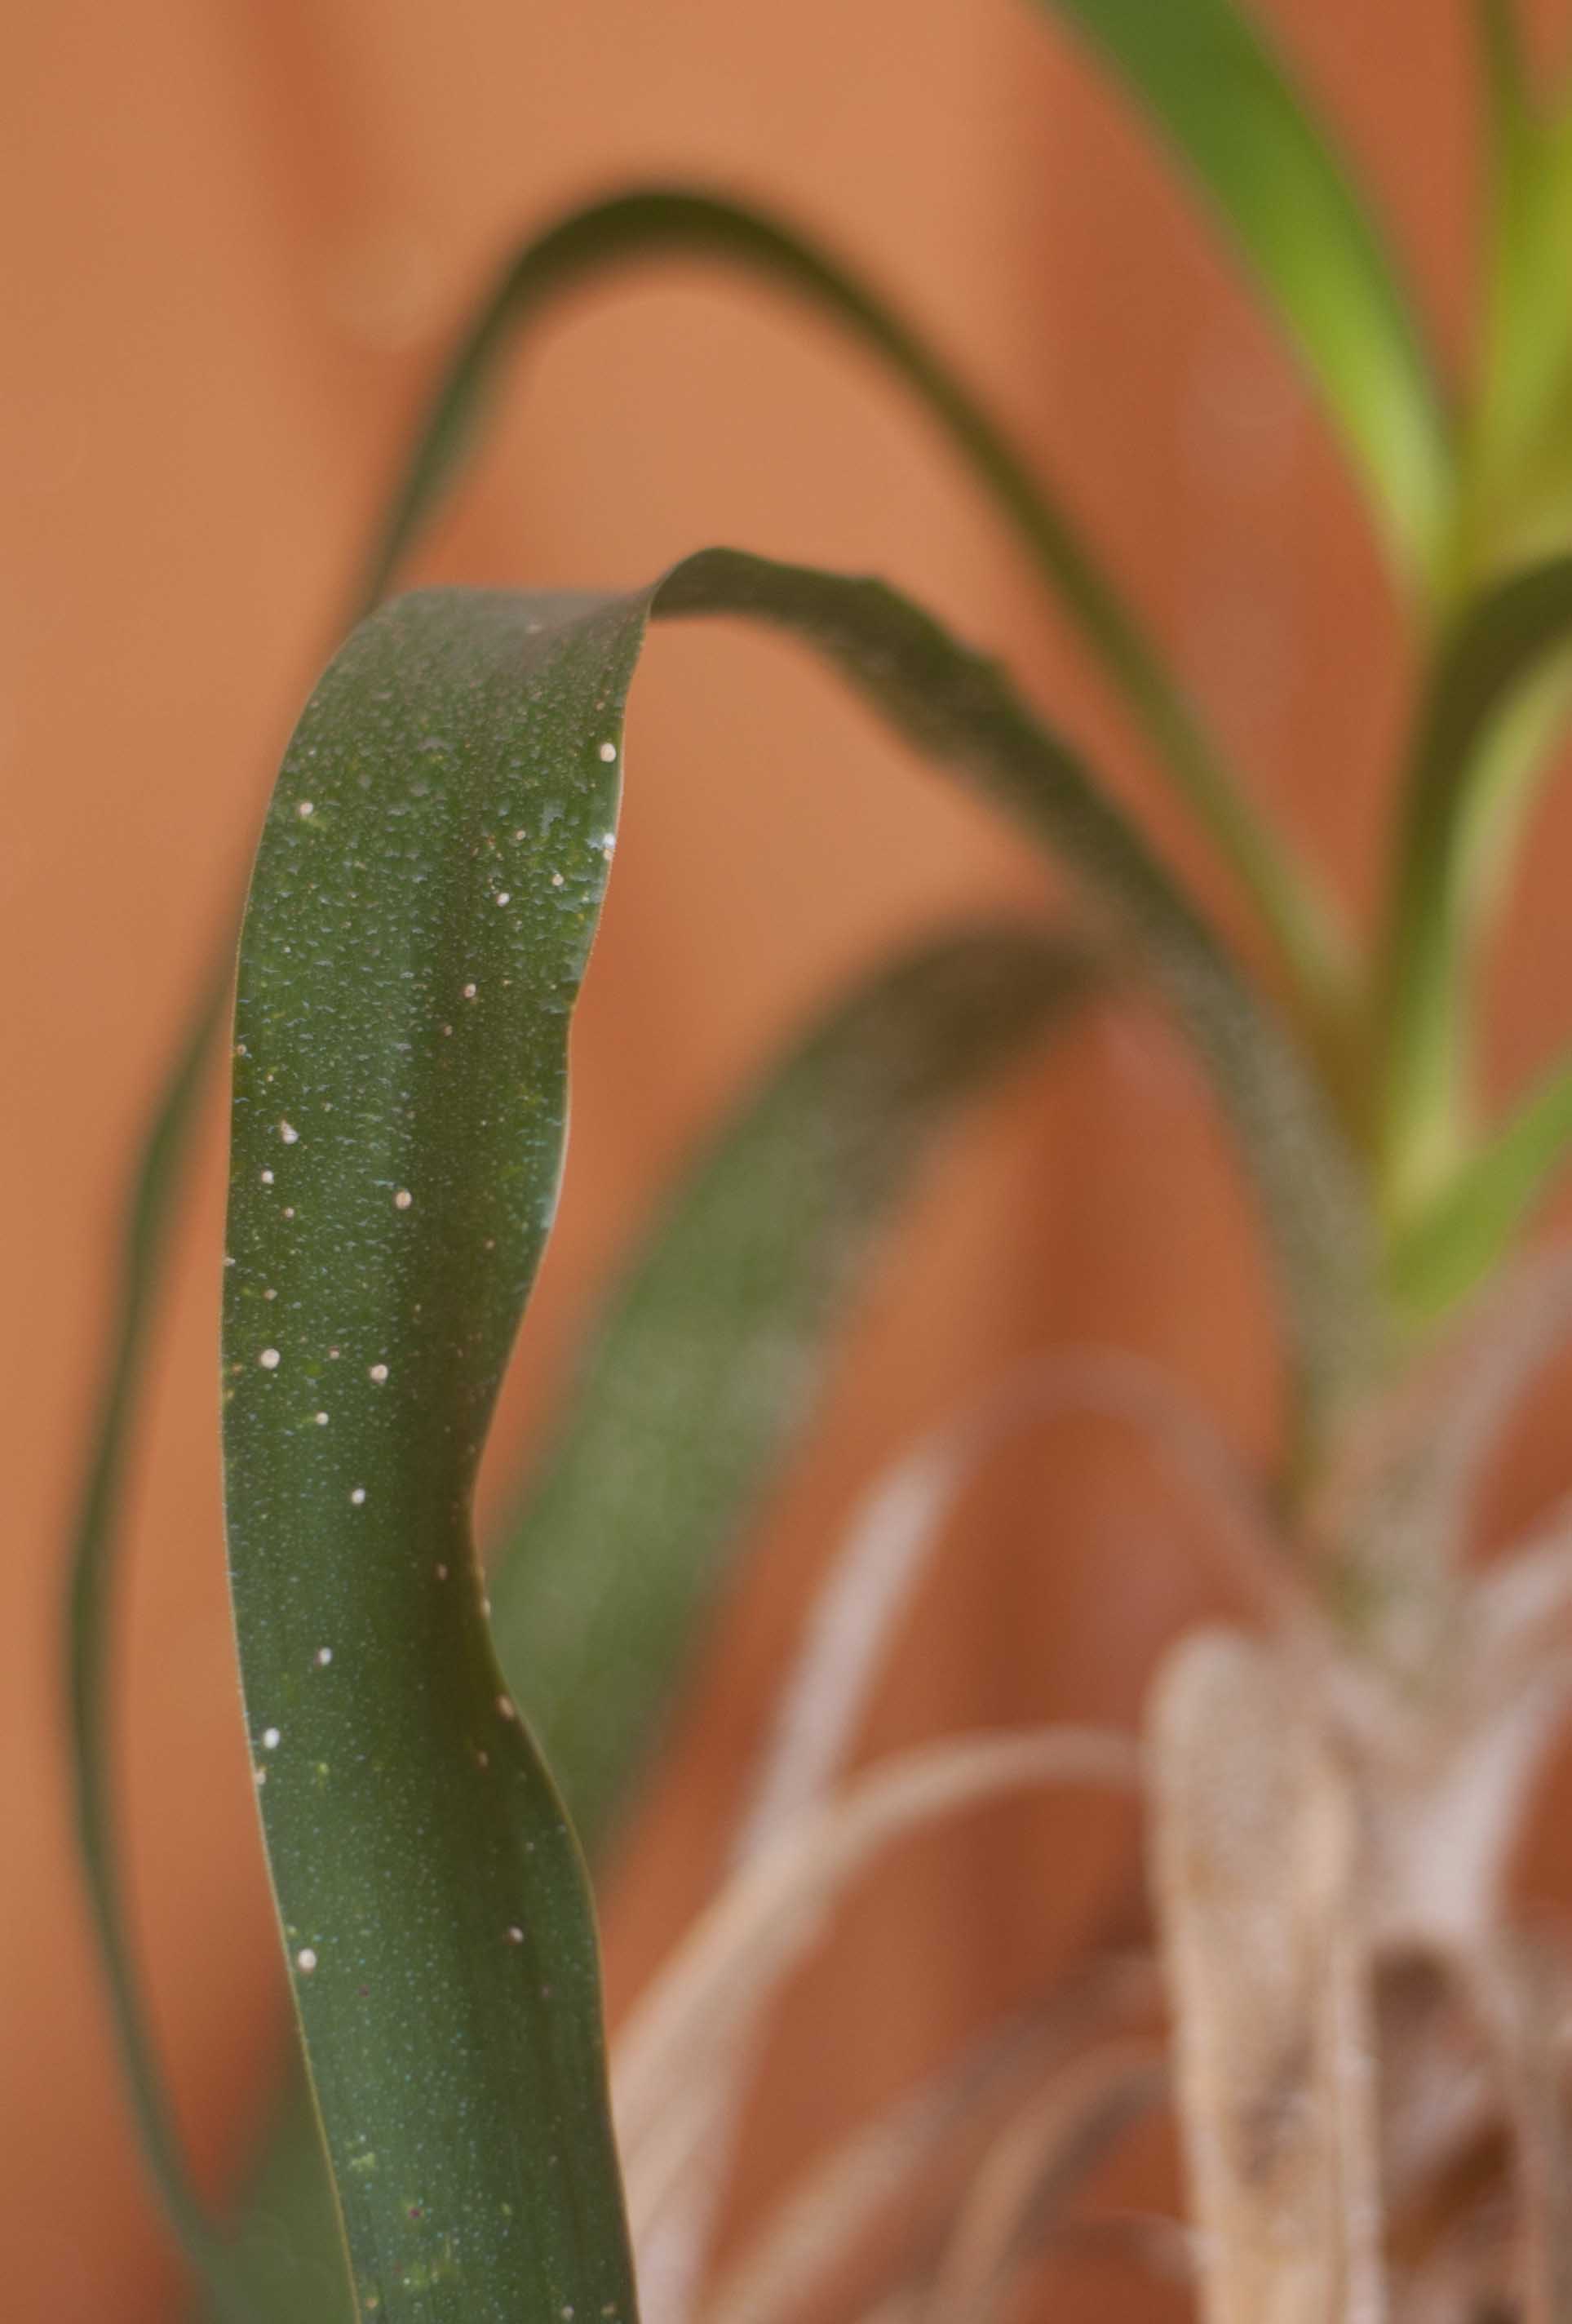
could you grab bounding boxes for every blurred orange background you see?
[9,2,1572,2316]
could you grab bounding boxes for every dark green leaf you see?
[1034,0,1451,586]
[223,592,641,2324]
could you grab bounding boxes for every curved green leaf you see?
[1034,0,1452,587]
[223,592,640,2324]
[491,923,1104,1845]
[361,184,1347,1018]
[1389,1045,1572,1324]
[1378,554,1572,1225]
[647,547,1379,1439]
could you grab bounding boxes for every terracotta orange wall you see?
[7,2,1569,2316]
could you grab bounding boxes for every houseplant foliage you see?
[64,0,1572,2317]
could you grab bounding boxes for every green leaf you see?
[1034,0,1452,587]
[1467,1,1572,572]
[222,592,641,2324]
[64,971,263,2324]
[361,184,1348,1023]
[490,924,1103,1848]
[647,548,1379,1442]
[1388,1047,1572,1324]
[1378,554,1572,1227]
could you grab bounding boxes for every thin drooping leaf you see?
[1379,553,1572,1233]
[64,967,263,2324]
[361,186,1344,1013]
[1148,1630,1384,2324]
[649,548,1379,1439]
[491,928,1103,1852]
[223,591,642,2324]
[1034,0,1452,586]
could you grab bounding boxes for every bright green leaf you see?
[1034,0,1452,587]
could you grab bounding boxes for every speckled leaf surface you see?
[222,589,642,2324]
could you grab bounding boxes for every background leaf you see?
[494,925,1104,1843]
[1379,553,1572,1231]
[650,548,1380,1440]
[223,589,643,2323]
[1034,0,1452,587]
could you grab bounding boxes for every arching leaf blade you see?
[361,184,1348,1019]
[649,547,1380,1441]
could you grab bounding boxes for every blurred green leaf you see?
[223,591,640,2324]
[492,924,1103,1844]
[651,547,1379,1439]
[1379,553,1572,1227]
[1389,1049,1572,1324]
[1468,2,1572,572]
[64,972,263,2324]
[1034,0,1452,587]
